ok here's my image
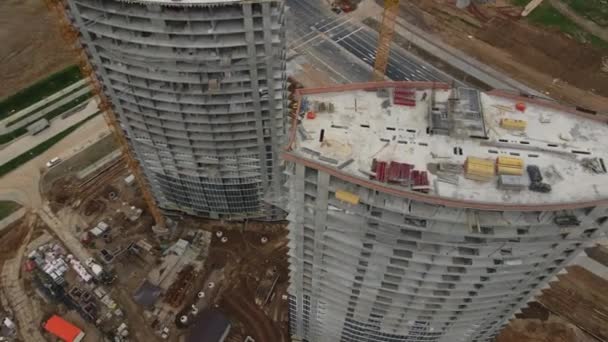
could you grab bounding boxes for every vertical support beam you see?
[261,1,282,196]
[243,3,269,190]
[292,162,307,337]
[309,170,330,340]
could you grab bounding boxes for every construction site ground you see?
[177,219,290,342]
[38,133,290,341]
[44,149,164,341]
[0,0,75,100]
[367,0,608,112]
[0,215,51,342]
[497,265,608,342]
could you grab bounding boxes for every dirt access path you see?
[390,0,608,112]
[0,0,75,99]
[0,214,46,342]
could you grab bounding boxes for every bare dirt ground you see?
[0,216,29,261]
[497,265,608,342]
[391,0,608,112]
[497,316,597,342]
[536,266,608,340]
[0,0,75,99]
[183,219,290,342]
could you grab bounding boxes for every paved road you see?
[0,98,105,163]
[0,79,88,132]
[0,113,109,209]
[287,0,460,84]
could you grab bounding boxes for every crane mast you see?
[373,0,401,81]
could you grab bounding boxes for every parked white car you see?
[46,157,62,168]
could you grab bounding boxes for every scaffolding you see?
[44,0,166,227]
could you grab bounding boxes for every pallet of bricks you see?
[465,156,527,190]
[464,157,495,181]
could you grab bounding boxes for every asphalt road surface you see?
[287,0,461,84]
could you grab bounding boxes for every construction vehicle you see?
[373,0,401,81]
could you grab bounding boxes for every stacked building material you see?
[393,88,416,106]
[336,190,360,205]
[465,157,495,181]
[387,161,413,184]
[500,118,527,131]
[372,160,428,191]
[411,170,430,193]
[496,156,524,176]
[497,175,529,191]
[372,160,388,182]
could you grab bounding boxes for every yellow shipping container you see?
[336,189,360,205]
[500,118,527,131]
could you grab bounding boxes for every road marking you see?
[335,27,363,43]
[304,49,352,83]
[290,17,355,50]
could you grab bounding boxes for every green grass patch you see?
[0,201,21,220]
[512,0,608,50]
[0,92,92,146]
[0,111,101,178]
[0,65,82,121]
[0,128,27,145]
[511,0,531,6]
[5,88,89,127]
[562,0,608,27]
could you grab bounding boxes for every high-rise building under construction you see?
[62,0,287,219]
[284,81,608,342]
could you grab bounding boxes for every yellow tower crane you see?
[373,0,401,81]
[44,0,166,228]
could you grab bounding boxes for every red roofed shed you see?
[43,315,85,342]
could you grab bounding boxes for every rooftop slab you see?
[286,82,608,210]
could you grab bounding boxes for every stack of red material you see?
[387,161,413,184]
[411,170,430,193]
[393,88,416,107]
[372,160,429,192]
[373,160,388,182]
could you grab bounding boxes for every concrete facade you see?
[64,0,287,219]
[284,82,608,342]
